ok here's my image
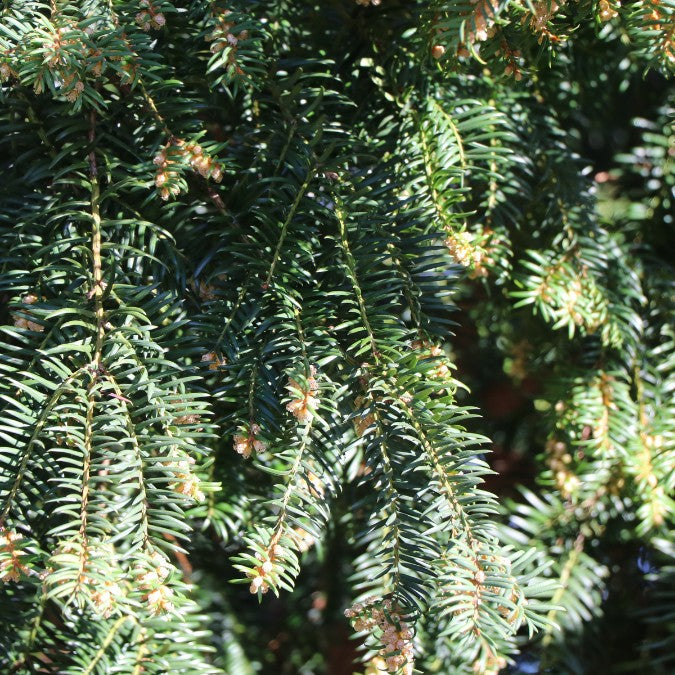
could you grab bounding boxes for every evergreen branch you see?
[131,627,149,675]
[335,200,380,364]
[268,421,313,549]
[540,533,586,654]
[264,165,318,289]
[82,615,134,675]
[0,366,87,522]
[430,100,467,183]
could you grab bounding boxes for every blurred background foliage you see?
[0,1,673,674]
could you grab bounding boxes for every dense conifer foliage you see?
[0,1,673,673]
